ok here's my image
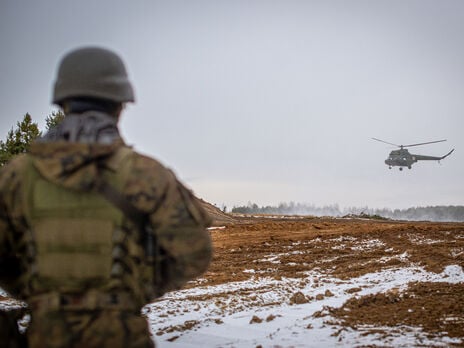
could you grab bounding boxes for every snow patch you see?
[144,265,464,347]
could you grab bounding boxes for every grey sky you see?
[1,0,463,210]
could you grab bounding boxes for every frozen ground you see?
[146,217,464,347]
[145,265,464,348]
[1,217,464,347]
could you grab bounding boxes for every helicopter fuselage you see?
[384,149,416,169]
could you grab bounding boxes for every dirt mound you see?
[199,199,237,225]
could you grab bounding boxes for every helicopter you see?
[372,138,454,170]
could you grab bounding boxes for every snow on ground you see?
[1,221,463,347]
[1,265,462,347]
[145,265,464,348]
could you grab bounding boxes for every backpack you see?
[22,147,133,294]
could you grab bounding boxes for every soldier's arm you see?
[126,154,212,293]
[0,158,26,295]
[0,201,15,288]
[151,175,212,292]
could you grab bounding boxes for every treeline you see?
[231,202,464,222]
[0,112,64,166]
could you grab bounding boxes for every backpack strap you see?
[95,146,149,239]
[95,149,163,296]
[94,180,147,231]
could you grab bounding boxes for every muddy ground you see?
[2,215,464,346]
[186,215,464,344]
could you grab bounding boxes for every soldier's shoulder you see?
[130,151,170,172]
[0,154,30,178]
[128,151,177,183]
[0,154,31,194]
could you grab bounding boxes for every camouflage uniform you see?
[0,112,212,346]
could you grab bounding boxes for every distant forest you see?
[231,202,464,222]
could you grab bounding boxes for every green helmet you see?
[52,47,135,104]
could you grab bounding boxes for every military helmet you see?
[52,47,135,104]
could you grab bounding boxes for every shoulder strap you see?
[94,149,158,266]
[94,180,147,230]
[94,176,162,295]
[95,146,145,227]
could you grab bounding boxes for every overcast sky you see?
[1,0,463,210]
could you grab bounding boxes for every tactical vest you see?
[22,147,134,294]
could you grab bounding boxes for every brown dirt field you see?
[195,215,464,341]
[2,212,464,345]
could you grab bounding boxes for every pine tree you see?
[0,111,66,167]
[0,113,40,166]
[45,110,65,131]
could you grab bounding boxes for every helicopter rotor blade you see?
[403,139,447,148]
[371,138,400,147]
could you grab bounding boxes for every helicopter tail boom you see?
[412,149,454,161]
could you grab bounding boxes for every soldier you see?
[0,47,212,347]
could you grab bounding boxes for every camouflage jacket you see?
[0,112,212,308]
